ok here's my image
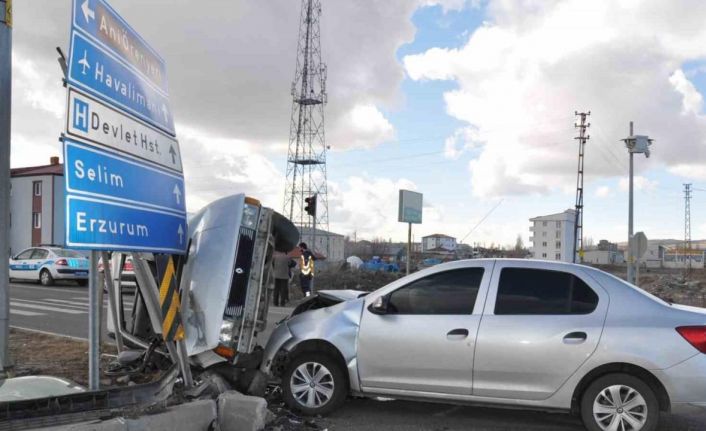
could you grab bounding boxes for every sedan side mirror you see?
[369,295,389,315]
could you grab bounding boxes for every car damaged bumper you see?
[260,320,297,377]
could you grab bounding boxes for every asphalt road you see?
[319,398,706,431]
[10,281,706,430]
[8,280,291,343]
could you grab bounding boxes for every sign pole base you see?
[88,250,102,390]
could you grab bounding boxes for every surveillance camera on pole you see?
[621,124,653,285]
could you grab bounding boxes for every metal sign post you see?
[406,223,412,275]
[88,250,101,390]
[0,0,12,375]
[398,190,423,275]
[102,251,124,352]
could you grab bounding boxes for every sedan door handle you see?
[563,331,587,344]
[447,328,469,340]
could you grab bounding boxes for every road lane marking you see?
[39,298,91,309]
[61,298,133,310]
[10,325,89,342]
[10,301,86,314]
[10,309,44,316]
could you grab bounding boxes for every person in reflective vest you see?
[298,242,315,297]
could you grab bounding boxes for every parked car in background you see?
[98,255,137,289]
[9,247,89,286]
[262,259,706,431]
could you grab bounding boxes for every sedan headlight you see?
[241,203,259,229]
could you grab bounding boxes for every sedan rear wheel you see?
[282,353,347,416]
[581,373,659,431]
[39,269,54,286]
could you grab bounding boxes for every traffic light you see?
[304,195,317,217]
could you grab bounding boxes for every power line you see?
[460,199,504,243]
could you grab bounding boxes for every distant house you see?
[582,250,624,265]
[660,246,705,269]
[298,227,345,262]
[422,234,457,252]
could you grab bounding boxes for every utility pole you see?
[284,0,330,258]
[0,0,13,375]
[573,111,590,263]
[622,122,652,285]
[684,183,692,277]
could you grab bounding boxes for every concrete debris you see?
[218,391,269,431]
[35,399,218,431]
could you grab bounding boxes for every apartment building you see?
[529,209,576,262]
[9,157,65,255]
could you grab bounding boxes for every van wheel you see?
[581,373,659,431]
[40,269,54,286]
[282,352,348,416]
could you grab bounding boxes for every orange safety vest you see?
[300,254,315,276]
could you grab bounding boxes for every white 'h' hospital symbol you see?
[73,98,89,132]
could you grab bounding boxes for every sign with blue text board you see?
[65,0,185,254]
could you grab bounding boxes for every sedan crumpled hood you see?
[317,290,368,302]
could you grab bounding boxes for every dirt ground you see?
[9,328,117,386]
[594,265,706,307]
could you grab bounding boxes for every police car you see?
[9,247,89,286]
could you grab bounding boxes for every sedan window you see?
[387,268,484,315]
[30,249,49,260]
[54,249,85,258]
[14,249,34,260]
[495,268,598,315]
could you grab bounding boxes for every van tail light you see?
[55,259,68,266]
[676,326,706,353]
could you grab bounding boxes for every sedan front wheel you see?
[282,352,348,416]
[581,373,659,431]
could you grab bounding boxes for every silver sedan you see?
[262,259,706,431]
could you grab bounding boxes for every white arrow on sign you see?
[177,224,184,244]
[81,0,95,23]
[173,184,182,205]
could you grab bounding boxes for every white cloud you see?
[669,163,706,180]
[176,125,285,213]
[403,0,706,196]
[595,186,613,198]
[618,176,658,192]
[328,175,417,238]
[443,126,482,159]
[331,104,395,151]
[670,69,704,115]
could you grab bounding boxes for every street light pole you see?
[0,0,13,375]
[627,122,635,284]
[623,121,652,285]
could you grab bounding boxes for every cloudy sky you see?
[10,0,706,247]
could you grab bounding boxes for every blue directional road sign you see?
[64,139,185,214]
[66,195,186,254]
[72,0,169,94]
[68,31,175,135]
